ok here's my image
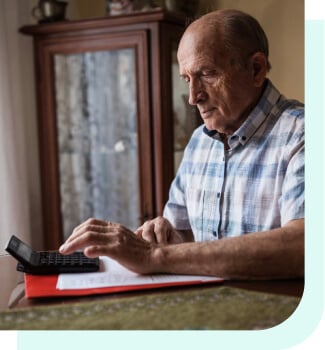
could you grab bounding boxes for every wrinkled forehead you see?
[177,25,224,65]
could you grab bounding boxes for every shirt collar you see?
[203,79,282,147]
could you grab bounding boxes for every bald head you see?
[176,9,270,134]
[178,9,271,71]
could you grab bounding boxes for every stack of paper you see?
[24,256,223,298]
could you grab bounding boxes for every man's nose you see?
[188,78,205,105]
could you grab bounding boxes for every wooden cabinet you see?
[21,10,196,249]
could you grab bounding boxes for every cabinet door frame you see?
[34,30,154,249]
[149,22,185,214]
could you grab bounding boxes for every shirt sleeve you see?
[279,122,305,225]
[162,128,197,231]
[163,162,192,231]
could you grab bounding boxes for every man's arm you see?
[60,218,304,280]
[150,218,304,279]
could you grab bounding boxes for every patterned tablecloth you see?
[0,286,301,330]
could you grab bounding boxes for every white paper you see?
[56,256,222,290]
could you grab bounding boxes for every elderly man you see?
[60,9,304,280]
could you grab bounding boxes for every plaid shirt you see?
[163,80,304,241]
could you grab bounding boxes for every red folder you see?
[24,273,223,299]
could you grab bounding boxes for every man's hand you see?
[135,216,194,244]
[59,218,155,274]
[59,217,304,279]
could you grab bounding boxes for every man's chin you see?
[203,120,218,132]
[202,116,230,134]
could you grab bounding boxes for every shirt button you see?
[242,136,247,141]
[217,192,221,198]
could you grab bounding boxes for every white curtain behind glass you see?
[55,50,139,239]
[0,0,39,253]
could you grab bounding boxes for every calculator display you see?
[16,240,34,262]
[6,235,34,263]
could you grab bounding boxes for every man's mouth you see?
[200,108,215,118]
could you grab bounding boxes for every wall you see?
[0,0,42,251]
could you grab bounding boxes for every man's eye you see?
[201,70,218,78]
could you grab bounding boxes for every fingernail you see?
[59,244,66,253]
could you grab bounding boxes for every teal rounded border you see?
[15,19,324,350]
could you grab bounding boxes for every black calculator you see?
[5,235,100,275]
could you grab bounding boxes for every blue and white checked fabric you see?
[163,80,304,242]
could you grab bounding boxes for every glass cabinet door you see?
[20,11,185,248]
[54,49,139,239]
[30,30,154,248]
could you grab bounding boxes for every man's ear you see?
[250,52,268,87]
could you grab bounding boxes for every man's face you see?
[177,32,259,135]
